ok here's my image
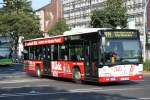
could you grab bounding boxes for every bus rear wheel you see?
[36,66,42,78]
[73,68,82,84]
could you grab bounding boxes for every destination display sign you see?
[24,37,64,46]
[104,31,138,38]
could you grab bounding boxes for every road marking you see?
[69,87,142,93]
[128,97,150,100]
[9,69,15,71]
[139,97,150,100]
[1,84,51,89]
[0,87,143,98]
[0,79,44,84]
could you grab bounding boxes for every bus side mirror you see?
[102,36,106,47]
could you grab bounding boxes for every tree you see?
[48,18,69,36]
[91,0,127,28]
[0,0,42,56]
[3,0,33,14]
[91,10,111,28]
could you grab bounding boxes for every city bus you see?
[0,36,12,65]
[23,28,143,83]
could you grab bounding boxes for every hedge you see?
[144,60,150,71]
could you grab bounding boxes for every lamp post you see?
[143,0,149,62]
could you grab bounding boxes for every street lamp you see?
[143,0,149,62]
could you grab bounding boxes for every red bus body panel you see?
[24,60,43,75]
[24,60,85,80]
[24,60,143,83]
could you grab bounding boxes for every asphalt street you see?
[0,64,150,100]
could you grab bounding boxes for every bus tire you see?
[36,66,42,78]
[72,68,82,84]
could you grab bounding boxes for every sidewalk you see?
[143,71,150,75]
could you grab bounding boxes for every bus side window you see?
[35,46,39,60]
[59,45,68,60]
[36,46,42,60]
[29,46,34,60]
[69,45,84,61]
[51,45,58,61]
[70,46,76,61]
[47,45,51,60]
[24,47,29,60]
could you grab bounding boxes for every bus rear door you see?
[43,45,51,75]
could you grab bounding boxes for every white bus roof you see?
[24,28,111,42]
[63,28,111,36]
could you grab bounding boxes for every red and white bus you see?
[23,28,143,83]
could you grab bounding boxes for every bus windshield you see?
[103,39,142,65]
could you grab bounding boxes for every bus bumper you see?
[99,74,144,83]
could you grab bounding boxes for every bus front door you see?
[84,45,90,77]
[84,43,98,81]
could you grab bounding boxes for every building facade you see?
[62,0,150,59]
[147,0,150,31]
[62,0,145,31]
[62,0,105,28]
[146,0,150,59]
[36,0,63,33]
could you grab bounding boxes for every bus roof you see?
[63,28,110,36]
[25,28,140,42]
[24,35,64,42]
[24,28,110,42]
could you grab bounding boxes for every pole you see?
[143,0,149,62]
[89,0,92,27]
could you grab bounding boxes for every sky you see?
[31,0,50,10]
[0,0,50,10]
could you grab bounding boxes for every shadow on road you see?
[42,76,139,87]
[0,64,27,81]
[0,85,139,100]
[0,64,23,73]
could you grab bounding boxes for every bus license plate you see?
[121,77,129,80]
[111,78,116,81]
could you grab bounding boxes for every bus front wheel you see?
[73,68,82,84]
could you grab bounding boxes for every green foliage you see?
[3,0,33,14]
[0,0,42,52]
[144,60,150,71]
[0,58,12,65]
[48,18,69,36]
[91,10,111,28]
[91,0,127,28]
[24,32,43,40]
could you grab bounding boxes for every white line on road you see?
[69,87,141,93]
[0,79,45,84]
[128,97,150,100]
[9,69,15,71]
[139,97,150,100]
[1,84,51,89]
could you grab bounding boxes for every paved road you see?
[0,64,150,100]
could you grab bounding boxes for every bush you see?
[144,60,150,71]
